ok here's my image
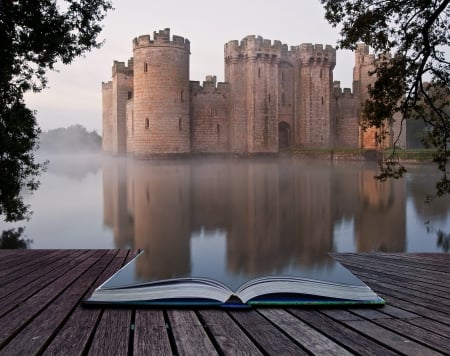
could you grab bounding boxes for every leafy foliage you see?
[321,0,450,197]
[0,0,112,222]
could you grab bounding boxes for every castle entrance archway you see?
[278,122,290,149]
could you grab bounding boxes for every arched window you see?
[145,118,149,129]
[258,68,261,78]
[144,62,148,73]
[179,118,182,131]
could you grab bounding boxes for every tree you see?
[0,0,112,222]
[39,125,102,153]
[320,0,450,198]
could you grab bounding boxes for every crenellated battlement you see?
[112,59,133,76]
[224,35,286,61]
[102,81,113,90]
[190,76,230,96]
[133,28,190,51]
[355,43,377,65]
[333,81,354,97]
[225,35,336,67]
[296,43,336,67]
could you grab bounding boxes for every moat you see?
[4,154,449,255]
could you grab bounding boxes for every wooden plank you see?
[198,310,263,355]
[0,250,42,272]
[0,250,92,317]
[41,251,126,356]
[338,259,450,295]
[87,309,132,356]
[357,253,450,273]
[0,249,68,284]
[167,310,218,355]
[353,274,450,308]
[375,318,450,354]
[406,317,450,339]
[351,275,450,317]
[259,308,352,355]
[336,254,450,284]
[342,319,442,355]
[379,293,450,326]
[376,305,418,319]
[229,310,308,355]
[133,310,172,355]
[0,250,85,301]
[87,250,137,356]
[0,250,114,355]
[0,250,105,348]
[346,308,392,320]
[345,265,450,297]
[289,309,399,356]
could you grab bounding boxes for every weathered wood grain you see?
[42,250,126,356]
[259,308,353,355]
[133,310,172,355]
[1,251,449,355]
[198,309,263,355]
[167,310,218,355]
[290,309,399,356]
[0,250,113,355]
[230,309,308,355]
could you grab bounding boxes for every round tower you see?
[132,28,190,157]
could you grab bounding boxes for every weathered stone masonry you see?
[102,29,405,156]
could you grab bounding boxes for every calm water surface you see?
[3,154,449,255]
[3,154,449,284]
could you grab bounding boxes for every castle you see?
[102,28,404,156]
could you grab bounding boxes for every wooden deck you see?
[0,250,449,355]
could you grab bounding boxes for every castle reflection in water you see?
[102,157,436,280]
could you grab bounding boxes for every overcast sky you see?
[24,0,356,134]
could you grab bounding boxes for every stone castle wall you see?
[101,81,113,152]
[190,77,231,153]
[102,28,405,156]
[333,82,360,148]
[111,60,133,154]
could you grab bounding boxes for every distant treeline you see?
[39,125,101,153]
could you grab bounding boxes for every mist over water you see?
[2,155,449,258]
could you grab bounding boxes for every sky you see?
[24,0,356,134]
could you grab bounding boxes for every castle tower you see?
[102,81,113,152]
[353,44,404,149]
[132,29,191,157]
[296,44,336,148]
[111,60,133,154]
[225,36,282,153]
[353,44,378,149]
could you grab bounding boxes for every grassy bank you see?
[291,148,440,162]
[383,148,438,161]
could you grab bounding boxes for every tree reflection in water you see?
[436,230,450,252]
[0,227,32,249]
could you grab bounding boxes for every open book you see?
[85,251,384,307]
